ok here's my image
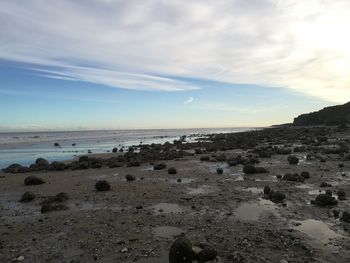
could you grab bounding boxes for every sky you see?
[1,0,350,131]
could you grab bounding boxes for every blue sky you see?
[0,0,349,131]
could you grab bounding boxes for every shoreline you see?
[1,125,350,262]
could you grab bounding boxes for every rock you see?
[276,174,282,179]
[95,180,111,191]
[333,209,340,218]
[20,191,35,202]
[112,147,118,153]
[325,190,332,196]
[54,142,60,147]
[125,174,136,181]
[89,158,103,169]
[15,256,24,261]
[282,173,304,182]
[154,163,167,170]
[108,157,122,168]
[216,168,223,174]
[200,156,210,162]
[196,245,217,263]
[24,175,45,185]
[268,191,286,203]
[79,156,90,163]
[72,143,76,146]
[195,149,203,154]
[50,161,66,171]
[169,234,196,263]
[300,171,310,179]
[35,158,50,170]
[121,248,128,253]
[287,155,299,165]
[320,182,332,187]
[2,163,31,174]
[41,203,68,213]
[126,160,140,167]
[168,167,177,174]
[338,190,346,200]
[341,211,350,223]
[311,194,338,206]
[263,185,271,195]
[177,178,182,183]
[243,165,267,174]
[41,192,69,205]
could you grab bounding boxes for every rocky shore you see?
[1,126,350,262]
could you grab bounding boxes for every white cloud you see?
[1,0,350,101]
[183,97,194,105]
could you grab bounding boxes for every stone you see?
[287,155,299,165]
[20,191,35,202]
[95,180,111,191]
[24,175,45,185]
[216,168,223,174]
[153,163,167,170]
[125,174,136,181]
[169,234,196,263]
[311,194,338,206]
[168,167,177,174]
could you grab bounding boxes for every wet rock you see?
[263,185,271,195]
[126,160,140,167]
[169,234,196,263]
[49,161,66,171]
[287,155,299,165]
[41,203,68,213]
[79,156,90,163]
[20,191,35,202]
[24,175,45,185]
[89,158,103,169]
[276,174,282,179]
[333,209,340,218]
[338,190,346,200]
[108,157,123,168]
[300,171,310,179]
[177,178,182,183]
[125,174,136,181]
[34,158,50,170]
[196,245,217,263]
[311,194,338,206]
[320,182,332,187]
[325,190,332,196]
[2,163,31,174]
[341,212,350,223]
[216,168,223,174]
[268,191,286,203]
[112,147,118,153]
[200,156,210,162]
[282,173,305,182]
[72,143,76,146]
[195,149,203,154]
[54,142,60,147]
[95,180,111,191]
[154,163,167,170]
[243,165,267,174]
[168,167,177,174]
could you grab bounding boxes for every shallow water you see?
[153,226,184,239]
[241,187,263,194]
[187,185,213,195]
[150,203,182,215]
[294,219,342,243]
[235,198,277,221]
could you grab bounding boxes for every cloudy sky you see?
[1,0,349,131]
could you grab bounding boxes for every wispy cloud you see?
[1,1,350,101]
[183,97,194,105]
[196,103,288,114]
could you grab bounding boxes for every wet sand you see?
[1,127,350,262]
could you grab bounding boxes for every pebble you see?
[16,256,24,261]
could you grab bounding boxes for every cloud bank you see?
[1,0,350,101]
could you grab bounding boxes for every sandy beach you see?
[1,126,350,262]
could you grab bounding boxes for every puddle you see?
[187,185,213,195]
[169,178,194,184]
[255,176,278,182]
[234,175,245,181]
[242,187,263,194]
[151,203,182,215]
[153,226,184,239]
[294,219,342,243]
[235,198,277,221]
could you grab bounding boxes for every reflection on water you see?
[235,198,277,221]
[153,226,184,239]
[150,203,183,215]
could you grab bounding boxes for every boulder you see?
[54,142,60,147]
[41,203,68,213]
[263,185,271,195]
[216,168,223,175]
[300,171,310,179]
[196,245,217,263]
[320,182,332,187]
[125,174,136,181]
[169,234,196,263]
[112,147,118,153]
[325,189,332,196]
[341,212,350,223]
[126,160,140,167]
[2,163,31,174]
[154,163,167,170]
[95,180,111,191]
[108,157,123,168]
[89,158,103,169]
[24,175,45,185]
[168,167,177,174]
[79,156,90,163]
[50,161,66,171]
[268,191,286,203]
[200,156,210,162]
[20,191,35,202]
[311,194,338,206]
[287,155,299,165]
[338,190,346,200]
[243,165,268,174]
[282,173,304,182]
[34,158,50,170]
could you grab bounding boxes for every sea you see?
[0,127,254,169]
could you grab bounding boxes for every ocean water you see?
[0,127,253,169]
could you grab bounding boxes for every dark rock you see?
[263,185,271,195]
[320,182,332,187]
[41,203,68,213]
[276,174,282,179]
[112,147,118,153]
[79,156,90,163]
[2,163,31,174]
[243,165,267,174]
[333,209,340,218]
[89,158,103,169]
[35,158,50,170]
[300,171,310,179]
[338,190,346,200]
[154,163,166,170]
[41,192,69,205]
[195,149,203,154]
[168,167,177,174]
[311,194,338,206]
[126,160,140,167]
[282,173,304,182]
[50,161,66,171]
[287,155,299,165]
[108,157,122,168]
[268,191,286,203]
[95,180,111,191]
[196,245,217,263]
[200,156,210,162]
[216,168,223,174]
[125,174,136,181]
[169,234,196,263]
[177,178,182,183]
[325,189,332,196]
[24,175,45,185]
[54,142,60,147]
[20,191,35,202]
[72,143,76,146]
[341,212,350,223]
